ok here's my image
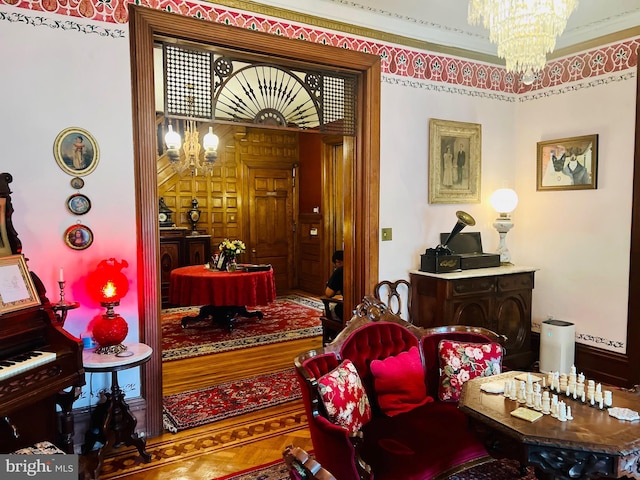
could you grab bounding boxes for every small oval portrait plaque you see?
[64,224,94,250]
[66,193,91,216]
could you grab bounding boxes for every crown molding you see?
[208,0,503,65]
[550,26,640,60]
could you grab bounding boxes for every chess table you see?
[459,371,640,480]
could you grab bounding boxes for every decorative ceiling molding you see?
[209,0,502,65]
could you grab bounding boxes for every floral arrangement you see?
[218,238,246,259]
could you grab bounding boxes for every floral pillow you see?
[317,359,372,433]
[370,346,433,416]
[438,340,502,401]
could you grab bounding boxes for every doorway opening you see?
[129,5,380,436]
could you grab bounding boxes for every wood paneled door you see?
[246,164,294,292]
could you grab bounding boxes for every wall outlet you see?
[381,228,392,241]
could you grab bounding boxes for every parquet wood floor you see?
[101,290,321,480]
[100,401,313,479]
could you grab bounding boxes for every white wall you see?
[379,77,519,284]
[515,75,636,352]
[0,7,140,406]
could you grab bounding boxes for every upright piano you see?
[0,172,85,453]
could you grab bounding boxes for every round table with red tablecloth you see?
[169,265,276,330]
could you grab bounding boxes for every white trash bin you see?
[539,319,575,373]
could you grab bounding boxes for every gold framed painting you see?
[0,254,41,315]
[537,134,598,191]
[53,127,100,177]
[429,119,482,204]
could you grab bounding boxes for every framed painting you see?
[537,134,598,191]
[429,119,482,204]
[0,254,41,315]
[53,127,100,177]
[64,224,94,250]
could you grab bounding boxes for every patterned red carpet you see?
[162,297,322,361]
[213,458,536,480]
[163,368,302,432]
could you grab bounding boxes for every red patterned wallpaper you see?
[1,0,637,94]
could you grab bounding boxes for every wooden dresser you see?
[160,228,211,307]
[409,266,536,370]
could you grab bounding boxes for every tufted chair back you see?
[340,321,420,401]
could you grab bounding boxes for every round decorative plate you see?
[66,193,91,215]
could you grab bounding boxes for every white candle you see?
[59,268,64,282]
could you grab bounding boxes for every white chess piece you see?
[551,395,559,418]
[559,401,567,422]
[534,391,542,411]
[566,405,573,420]
[604,390,613,408]
[541,391,551,415]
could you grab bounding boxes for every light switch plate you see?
[381,228,392,241]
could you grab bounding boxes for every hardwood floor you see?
[100,291,321,479]
[100,402,313,479]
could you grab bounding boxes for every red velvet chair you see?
[294,297,505,480]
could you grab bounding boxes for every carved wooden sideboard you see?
[409,266,536,370]
[160,228,211,307]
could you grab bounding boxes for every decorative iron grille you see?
[163,43,357,135]
[164,44,213,120]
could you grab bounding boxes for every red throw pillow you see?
[317,359,372,433]
[370,346,433,416]
[438,340,502,401]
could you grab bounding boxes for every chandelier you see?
[468,0,578,83]
[164,121,219,176]
[164,87,219,176]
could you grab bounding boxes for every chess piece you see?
[559,401,567,422]
[566,405,573,420]
[518,381,526,404]
[542,391,551,415]
[559,373,568,393]
[526,390,534,408]
[604,390,613,408]
[534,391,542,411]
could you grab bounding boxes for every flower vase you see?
[226,257,237,272]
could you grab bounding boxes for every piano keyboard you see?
[0,351,57,381]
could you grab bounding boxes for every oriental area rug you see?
[213,457,537,480]
[163,368,302,432]
[162,297,322,361]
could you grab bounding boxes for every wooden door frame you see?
[129,5,380,436]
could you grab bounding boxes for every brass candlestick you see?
[52,281,79,327]
[58,280,67,305]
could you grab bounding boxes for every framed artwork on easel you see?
[0,254,41,315]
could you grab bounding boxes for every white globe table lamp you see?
[490,188,518,264]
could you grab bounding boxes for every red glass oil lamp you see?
[87,258,129,354]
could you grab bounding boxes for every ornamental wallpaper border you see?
[0,0,638,95]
